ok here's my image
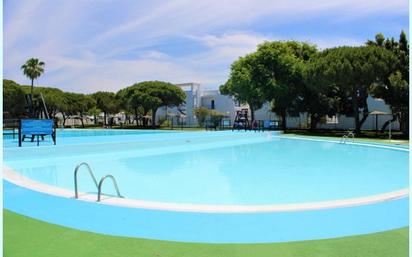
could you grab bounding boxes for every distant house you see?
[155,82,399,130]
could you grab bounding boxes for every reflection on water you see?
[18,165,59,186]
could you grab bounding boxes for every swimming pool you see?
[3,130,409,243]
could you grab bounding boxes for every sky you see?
[4,0,409,93]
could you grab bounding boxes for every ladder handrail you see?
[340,134,348,143]
[340,132,355,144]
[97,175,124,202]
[74,162,99,199]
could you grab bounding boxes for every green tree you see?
[220,52,265,121]
[372,71,409,134]
[62,93,96,127]
[87,106,102,125]
[20,85,67,119]
[366,33,385,47]
[21,58,45,97]
[40,88,67,118]
[116,87,140,124]
[117,86,143,126]
[119,81,186,128]
[3,79,26,118]
[194,107,210,127]
[299,67,341,130]
[312,46,397,134]
[304,52,344,130]
[208,110,226,128]
[91,91,119,125]
[253,41,317,130]
[130,91,161,126]
[368,31,409,135]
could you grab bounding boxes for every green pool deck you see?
[4,133,409,256]
[4,210,408,257]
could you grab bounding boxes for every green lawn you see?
[4,133,408,256]
[4,210,408,257]
[283,133,409,146]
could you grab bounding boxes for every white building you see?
[156,83,238,126]
[155,82,399,130]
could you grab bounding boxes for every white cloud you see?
[82,0,409,48]
[4,0,408,92]
[139,51,169,60]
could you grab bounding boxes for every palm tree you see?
[21,58,45,97]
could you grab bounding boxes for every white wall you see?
[201,91,236,121]
[252,96,399,130]
[157,83,399,130]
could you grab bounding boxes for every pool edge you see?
[4,165,409,213]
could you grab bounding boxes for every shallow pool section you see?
[4,180,408,243]
[4,131,408,205]
[3,130,409,243]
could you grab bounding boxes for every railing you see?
[3,119,19,139]
[97,175,124,202]
[3,119,19,128]
[74,162,99,199]
[74,162,123,201]
[340,132,355,144]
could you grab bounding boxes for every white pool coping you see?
[4,165,408,214]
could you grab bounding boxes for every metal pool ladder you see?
[74,162,124,202]
[340,132,355,144]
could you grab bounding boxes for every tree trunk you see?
[152,108,157,129]
[103,112,107,126]
[62,113,67,126]
[380,115,397,132]
[80,113,85,128]
[400,110,409,136]
[280,110,287,131]
[140,111,147,127]
[125,114,130,124]
[309,114,319,131]
[359,105,369,131]
[48,109,54,119]
[30,79,34,98]
[134,108,138,125]
[352,90,361,135]
[30,78,34,116]
[250,106,255,122]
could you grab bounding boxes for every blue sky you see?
[4,0,409,93]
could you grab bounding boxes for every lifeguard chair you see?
[232,108,250,131]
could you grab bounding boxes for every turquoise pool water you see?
[3,129,175,147]
[4,130,408,205]
[3,129,409,243]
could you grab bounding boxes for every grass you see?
[283,132,409,146]
[4,210,408,257]
[4,133,408,256]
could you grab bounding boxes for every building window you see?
[326,115,339,124]
[211,100,215,109]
